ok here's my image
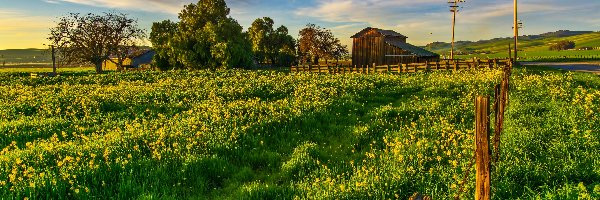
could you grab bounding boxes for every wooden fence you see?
[291,59,512,74]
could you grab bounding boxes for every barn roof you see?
[351,27,408,38]
[384,38,438,57]
[131,50,156,67]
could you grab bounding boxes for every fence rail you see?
[291,59,512,74]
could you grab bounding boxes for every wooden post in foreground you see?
[51,45,57,75]
[475,96,491,200]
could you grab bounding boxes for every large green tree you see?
[248,17,274,64]
[273,26,297,67]
[150,0,252,70]
[248,17,296,67]
[150,20,181,71]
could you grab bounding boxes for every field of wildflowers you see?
[0,67,598,199]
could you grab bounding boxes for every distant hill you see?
[539,30,594,38]
[0,46,152,65]
[425,30,600,55]
[0,49,52,64]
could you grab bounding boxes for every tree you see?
[162,0,252,70]
[298,24,320,64]
[549,40,576,51]
[298,24,347,64]
[248,18,296,67]
[248,17,274,64]
[331,42,349,63]
[150,20,181,70]
[48,12,145,73]
[273,26,297,67]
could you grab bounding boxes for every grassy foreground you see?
[0,68,598,199]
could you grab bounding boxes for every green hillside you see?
[0,49,52,64]
[426,31,600,59]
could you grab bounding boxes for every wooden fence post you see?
[387,65,391,73]
[425,61,430,72]
[475,96,491,200]
[454,61,458,71]
[493,59,498,69]
[493,69,510,163]
[372,63,376,74]
[330,64,334,74]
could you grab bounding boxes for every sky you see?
[1,0,599,50]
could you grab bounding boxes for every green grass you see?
[0,68,598,199]
[0,67,95,73]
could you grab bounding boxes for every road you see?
[521,62,600,74]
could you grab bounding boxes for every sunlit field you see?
[0,66,95,73]
[0,68,598,199]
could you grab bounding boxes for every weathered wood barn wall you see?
[351,27,439,67]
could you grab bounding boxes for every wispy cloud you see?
[0,9,54,49]
[49,0,195,14]
[0,9,19,15]
[43,0,61,4]
[295,0,440,27]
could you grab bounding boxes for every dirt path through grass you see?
[522,62,600,74]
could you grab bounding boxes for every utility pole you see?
[449,0,465,60]
[50,45,57,75]
[514,0,518,61]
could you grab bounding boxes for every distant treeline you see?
[150,0,348,71]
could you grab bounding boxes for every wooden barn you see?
[351,27,439,67]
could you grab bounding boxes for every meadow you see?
[0,67,598,199]
[0,67,95,73]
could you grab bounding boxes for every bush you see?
[549,40,576,51]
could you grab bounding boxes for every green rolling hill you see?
[425,30,600,59]
[0,49,52,65]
